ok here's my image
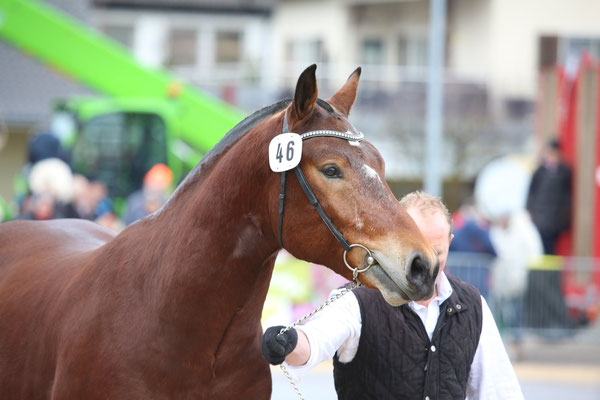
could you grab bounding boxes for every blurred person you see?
[124,163,173,225]
[71,175,115,221]
[71,175,124,232]
[311,262,349,305]
[526,139,572,254]
[14,131,72,210]
[19,193,55,221]
[27,132,71,166]
[448,196,496,299]
[488,209,543,358]
[71,174,97,220]
[17,158,78,220]
[89,180,110,214]
[262,191,523,400]
[95,199,125,232]
[450,196,496,256]
[262,251,314,329]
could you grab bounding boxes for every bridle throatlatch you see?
[275,113,377,283]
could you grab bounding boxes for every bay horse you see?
[0,65,438,399]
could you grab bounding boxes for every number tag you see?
[269,133,303,172]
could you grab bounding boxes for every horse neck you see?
[112,116,282,331]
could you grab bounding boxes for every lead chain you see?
[278,277,361,400]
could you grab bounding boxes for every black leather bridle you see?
[276,112,376,278]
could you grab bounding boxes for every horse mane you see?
[173,97,337,193]
[189,99,290,177]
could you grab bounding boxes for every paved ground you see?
[270,324,600,399]
[271,363,600,399]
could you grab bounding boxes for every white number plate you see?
[268,133,303,172]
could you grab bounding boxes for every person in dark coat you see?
[526,139,572,254]
[525,139,575,333]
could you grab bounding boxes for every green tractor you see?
[0,0,244,213]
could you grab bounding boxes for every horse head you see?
[272,65,439,306]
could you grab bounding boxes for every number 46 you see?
[276,141,295,163]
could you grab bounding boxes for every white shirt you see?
[284,272,524,400]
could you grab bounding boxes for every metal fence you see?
[446,252,600,342]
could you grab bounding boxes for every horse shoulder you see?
[0,219,115,327]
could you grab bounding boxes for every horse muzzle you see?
[361,250,439,306]
[404,252,439,300]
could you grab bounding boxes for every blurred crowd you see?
[1,131,174,232]
[447,138,576,356]
[2,130,589,347]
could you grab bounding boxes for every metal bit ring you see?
[343,243,376,275]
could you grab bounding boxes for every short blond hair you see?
[399,190,452,236]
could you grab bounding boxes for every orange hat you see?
[144,164,173,189]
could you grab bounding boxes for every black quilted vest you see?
[333,275,482,400]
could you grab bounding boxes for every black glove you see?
[261,325,298,365]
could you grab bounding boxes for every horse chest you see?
[49,341,271,399]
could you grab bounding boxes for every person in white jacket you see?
[489,209,543,355]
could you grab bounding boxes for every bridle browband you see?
[276,112,376,279]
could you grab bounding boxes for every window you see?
[216,31,242,64]
[167,28,197,67]
[361,39,385,64]
[398,36,428,67]
[538,36,600,74]
[286,39,326,64]
[71,113,167,198]
[561,37,600,64]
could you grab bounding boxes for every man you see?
[526,139,572,255]
[525,139,573,330]
[262,191,523,399]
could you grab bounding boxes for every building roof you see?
[0,41,92,127]
[93,0,275,15]
[0,0,93,128]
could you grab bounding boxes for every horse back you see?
[0,219,114,273]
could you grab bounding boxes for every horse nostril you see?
[407,254,429,287]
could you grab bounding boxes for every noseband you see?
[276,113,376,279]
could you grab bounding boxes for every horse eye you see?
[321,165,343,179]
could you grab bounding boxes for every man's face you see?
[543,147,560,167]
[406,208,453,281]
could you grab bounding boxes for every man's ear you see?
[328,67,361,117]
[290,64,318,124]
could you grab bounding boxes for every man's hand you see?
[261,326,298,365]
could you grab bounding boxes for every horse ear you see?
[328,67,361,117]
[290,64,318,123]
